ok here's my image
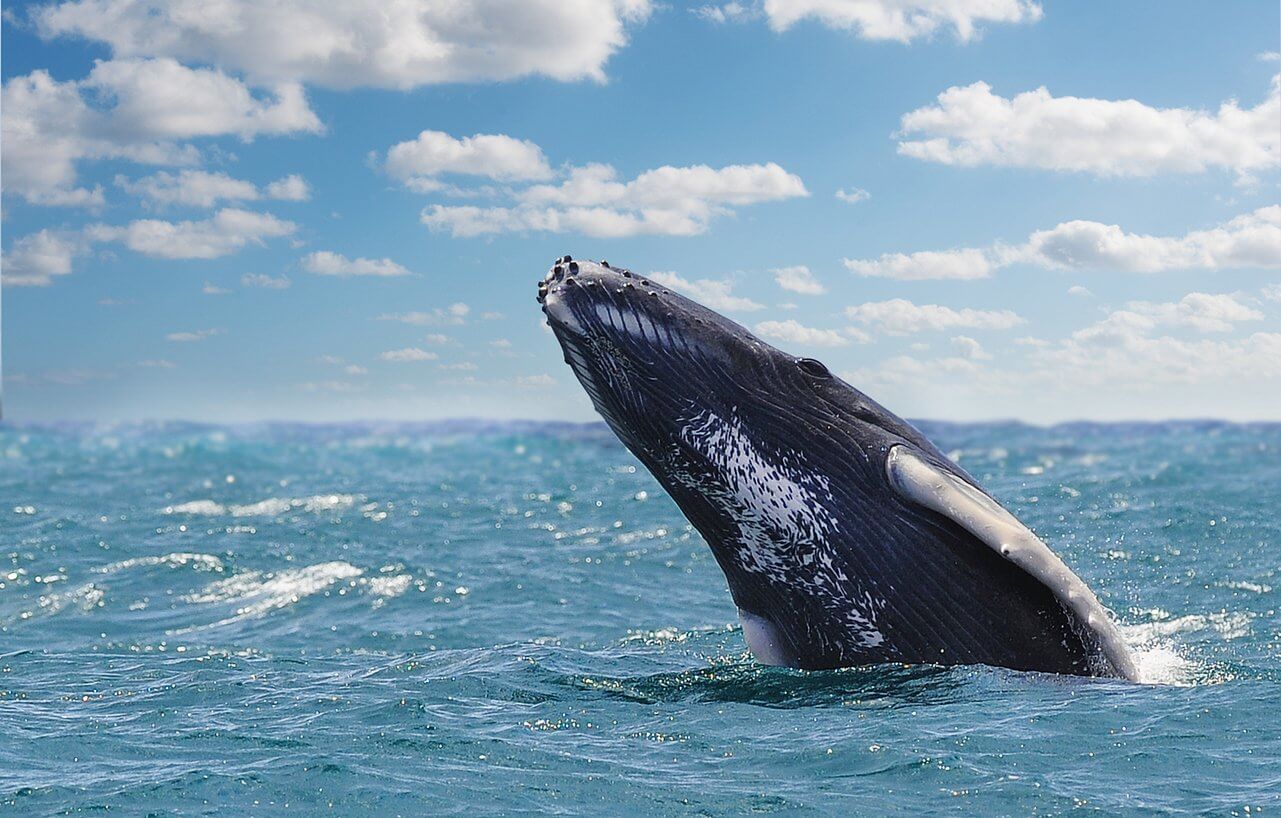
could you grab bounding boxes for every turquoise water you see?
[1,420,1278,816]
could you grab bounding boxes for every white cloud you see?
[117,170,254,207]
[1067,285,1092,297]
[845,298,1024,334]
[421,160,807,237]
[893,293,1274,401]
[90,58,319,138]
[693,2,753,24]
[301,251,411,277]
[844,247,992,280]
[761,0,1041,42]
[1010,207,1281,271]
[1035,320,1281,386]
[312,358,367,376]
[263,174,310,201]
[137,359,176,368]
[772,265,826,295]
[301,380,363,393]
[202,282,231,295]
[950,335,992,359]
[35,368,120,386]
[2,59,321,206]
[843,354,987,392]
[89,208,297,259]
[116,169,309,208]
[898,77,1280,179]
[1263,284,1281,302]
[384,130,553,190]
[241,272,292,289]
[378,304,471,326]
[34,0,654,90]
[753,319,850,347]
[835,187,870,204]
[380,347,438,362]
[522,161,807,208]
[1,230,86,286]
[515,374,557,386]
[649,271,764,311]
[166,328,223,342]
[1119,292,1263,334]
[841,207,1281,279]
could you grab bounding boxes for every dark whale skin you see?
[538,256,1132,678]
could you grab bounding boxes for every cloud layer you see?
[33,0,653,89]
[899,77,1280,179]
[2,58,321,206]
[845,298,1025,334]
[302,252,412,278]
[384,130,553,191]
[118,170,310,208]
[88,209,297,259]
[761,0,1041,42]
[419,157,808,237]
[845,207,1281,279]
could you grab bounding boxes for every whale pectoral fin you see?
[737,608,797,667]
[885,445,1138,681]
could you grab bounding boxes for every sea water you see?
[1,420,1278,815]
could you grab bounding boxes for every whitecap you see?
[95,552,225,574]
[164,500,226,515]
[366,574,412,598]
[175,561,364,631]
[162,494,358,518]
[230,493,357,516]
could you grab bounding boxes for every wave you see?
[172,560,419,633]
[163,494,358,517]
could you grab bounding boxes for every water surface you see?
[1,421,1278,815]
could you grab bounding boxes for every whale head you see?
[538,256,922,477]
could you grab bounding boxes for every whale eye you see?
[797,358,830,379]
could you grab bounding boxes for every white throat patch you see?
[675,408,886,652]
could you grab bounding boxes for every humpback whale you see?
[537,256,1138,680]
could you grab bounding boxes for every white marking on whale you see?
[676,408,887,654]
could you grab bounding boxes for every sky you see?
[2,0,1279,424]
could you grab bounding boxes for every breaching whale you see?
[537,256,1138,680]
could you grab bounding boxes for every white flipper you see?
[738,608,794,667]
[886,445,1138,681]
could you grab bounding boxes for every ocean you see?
[1,420,1278,815]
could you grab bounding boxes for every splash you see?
[1120,611,1255,685]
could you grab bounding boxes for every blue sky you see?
[3,0,1279,423]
